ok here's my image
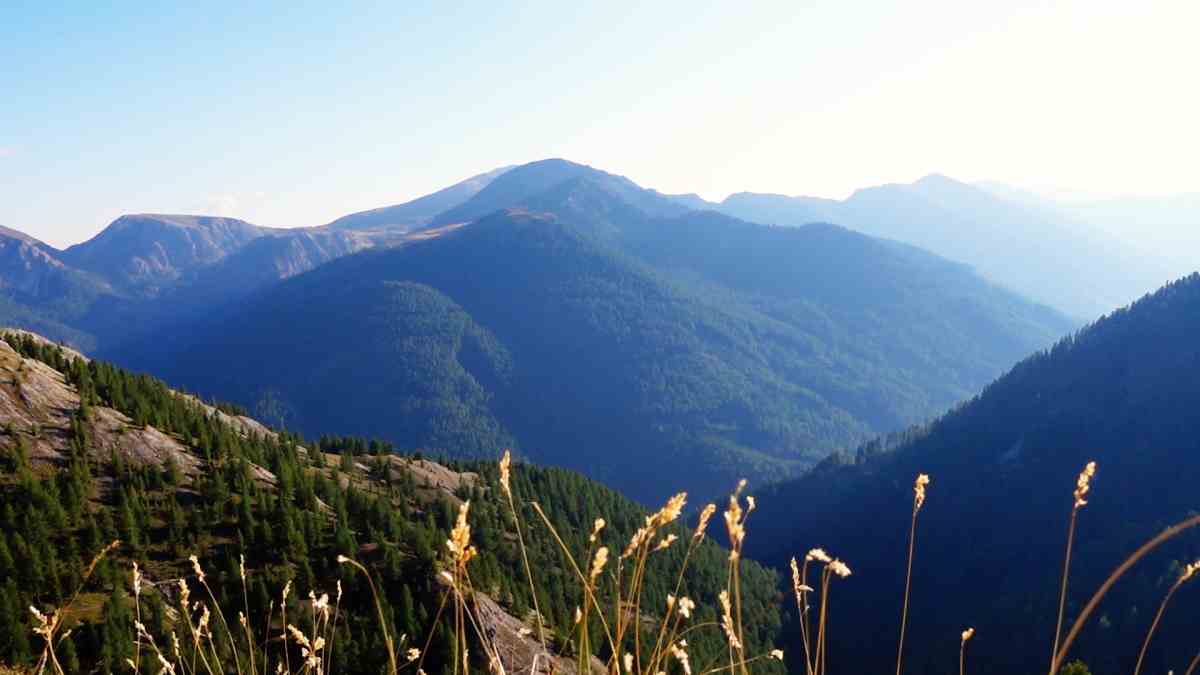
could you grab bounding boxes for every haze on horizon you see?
[2,0,1197,248]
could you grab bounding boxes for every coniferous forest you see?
[0,332,782,675]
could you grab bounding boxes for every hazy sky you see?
[2,0,1197,247]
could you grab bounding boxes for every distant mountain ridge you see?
[107,159,1074,503]
[59,214,268,295]
[716,174,1175,318]
[2,159,1076,502]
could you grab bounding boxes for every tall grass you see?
[22,454,1200,675]
[893,474,928,675]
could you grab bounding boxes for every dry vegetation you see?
[17,453,1200,675]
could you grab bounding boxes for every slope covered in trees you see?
[746,274,1200,675]
[117,191,1072,503]
[0,331,782,675]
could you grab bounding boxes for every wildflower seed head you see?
[29,606,54,638]
[156,652,176,675]
[694,503,716,541]
[719,590,743,650]
[961,627,975,643]
[790,557,813,607]
[724,484,751,552]
[770,649,784,661]
[622,526,651,559]
[447,501,476,565]
[1181,559,1200,582]
[589,546,609,583]
[590,517,606,542]
[189,555,205,583]
[499,450,512,496]
[655,492,688,527]
[312,592,330,615]
[914,473,931,511]
[829,559,852,578]
[177,579,191,607]
[407,648,421,662]
[806,548,831,564]
[287,624,311,648]
[677,596,695,619]
[669,641,692,675]
[1074,461,1097,509]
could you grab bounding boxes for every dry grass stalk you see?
[959,628,974,675]
[1048,461,1096,675]
[1131,560,1200,675]
[29,540,120,675]
[894,473,930,675]
[1051,513,1200,674]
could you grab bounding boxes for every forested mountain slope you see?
[0,330,782,675]
[747,273,1200,675]
[117,200,1072,504]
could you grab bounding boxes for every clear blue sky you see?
[2,0,1197,247]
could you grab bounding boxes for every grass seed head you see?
[499,450,512,496]
[590,517,606,542]
[693,503,717,541]
[447,501,476,565]
[914,474,931,511]
[1181,559,1200,582]
[1074,461,1097,509]
[590,546,609,582]
[961,627,975,643]
[189,555,205,583]
[806,548,831,564]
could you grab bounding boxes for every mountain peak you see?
[324,166,513,231]
[912,172,965,188]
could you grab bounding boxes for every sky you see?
[2,0,1198,248]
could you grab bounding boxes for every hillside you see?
[717,175,1172,318]
[747,274,1200,675]
[58,215,268,296]
[0,230,110,349]
[0,330,783,675]
[0,221,384,350]
[115,197,1072,504]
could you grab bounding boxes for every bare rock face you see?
[0,331,290,484]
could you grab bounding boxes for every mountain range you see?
[0,159,1092,501]
[12,159,1062,503]
[1,156,1198,675]
[715,174,1181,319]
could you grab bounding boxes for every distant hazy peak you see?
[324,165,514,231]
[100,213,264,231]
[0,224,55,250]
